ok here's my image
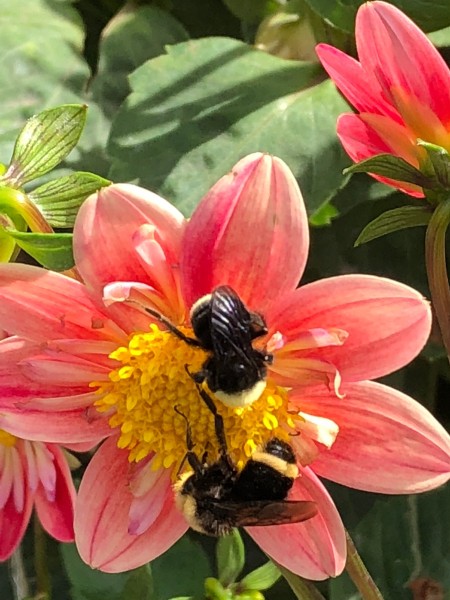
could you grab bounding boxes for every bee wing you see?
[211,500,318,528]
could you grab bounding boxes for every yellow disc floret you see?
[92,324,301,473]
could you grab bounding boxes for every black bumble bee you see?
[173,386,317,536]
[145,285,273,407]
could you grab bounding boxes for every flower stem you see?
[345,530,384,600]
[9,546,30,600]
[425,198,450,362]
[34,515,51,599]
[275,563,326,600]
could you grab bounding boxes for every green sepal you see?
[3,104,87,186]
[344,154,436,189]
[354,206,432,246]
[216,530,245,586]
[417,139,450,190]
[240,561,281,592]
[0,229,74,270]
[29,172,111,228]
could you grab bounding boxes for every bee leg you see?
[144,307,201,347]
[174,405,203,474]
[184,366,231,465]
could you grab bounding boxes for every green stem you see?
[34,515,51,599]
[275,563,326,600]
[345,530,384,600]
[9,546,30,600]
[0,187,53,233]
[425,198,450,362]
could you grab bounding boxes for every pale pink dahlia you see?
[0,154,448,580]
[0,422,76,560]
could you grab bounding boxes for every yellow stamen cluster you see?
[0,429,17,447]
[92,324,300,473]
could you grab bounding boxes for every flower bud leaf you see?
[28,172,111,228]
[216,530,245,586]
[354,206,431,246]
[417,140,450,190]
[3,104,87,186]
[240,561,281,591]
[344,154,436,190]
[0,229,74,270]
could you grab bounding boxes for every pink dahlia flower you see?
[0,426,76,560]
[0,154,448,579]
[316,1,450,197]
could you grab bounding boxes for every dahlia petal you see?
[297,381,450,493]
[316,44,400,120]
[337,114,423,196]
[0,338,89,405]
[0,408,111,444]
[270,274,431,381]
[11,447,25,512]
[128,459,172,535]
[357,1,450,126]
[75,437,187,572]
[73,183,185,299]
[19,353,109,386]
[0,448,15,509]
[133,225,185,321]
[103,281,179,329]
[181,153,308,313]
[17,391,99,412]
[248,467,346,580]
[0,264,125,343]
[270,357,341,394]
[0,486,33,561]
[34,444,76,542]
[297,412,339,449]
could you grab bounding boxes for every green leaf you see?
[61,543,128,600]
[108,37,350,217]
[222,0,279,22]
[0,0,111,179]
[344,154,435,189]
[152,534,212,599]
[354,205,432,246]
[93,5,189,118]
[216,530,245,586]
[329,486,450,600]
[309,202,339,226]
[240,561,281,591]
[428,25,450,46]
[303,0,450,34]
[120,564,154,600]
[3,104,87,186]
[0,229,74,271]
[28,172,110,228]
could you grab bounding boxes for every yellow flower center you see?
[92,324,301,473]
[0,429,17,447]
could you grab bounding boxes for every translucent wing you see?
[210,500,318,528]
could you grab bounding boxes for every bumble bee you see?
[173,385,317,536]
[145,285,273,407]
